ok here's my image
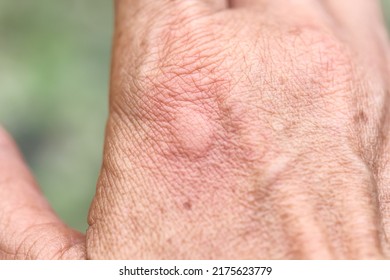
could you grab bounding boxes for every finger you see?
[229,0,331,25]
[321,0,386,42]
[379,125,390,254]
[321,0,383,27]
[229,0,318,9]
[113,0,227,41]
[322,0,390,253]
[0,127,85,259]
[111,0,231,109]
[322,0,388,82]
[115,0,228,16]
[113,0,228,39]
[322,0,390,251]
[114,0,229,34]
[321,1,386,37]
[376,81,390,252]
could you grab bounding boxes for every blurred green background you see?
[1,1,390,232]
[0,0,112,231]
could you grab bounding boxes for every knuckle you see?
[11,223,71,259]
[256,23,358,131]
[282,24,355,93]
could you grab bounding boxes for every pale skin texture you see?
[1,0,390,259]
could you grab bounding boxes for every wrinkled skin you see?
[1,0,390,259]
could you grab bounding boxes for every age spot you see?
[353,110,368,124]
[183,201,192,210]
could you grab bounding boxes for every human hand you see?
[2,0,390,259]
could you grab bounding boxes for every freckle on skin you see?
[183,201,192,210]
[171,106,214,158]
[353,110,368,124]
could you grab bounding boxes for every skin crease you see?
[1,0,390,259]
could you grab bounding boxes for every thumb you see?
[0,127,85,259]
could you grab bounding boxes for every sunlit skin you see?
[1,0,390,259]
